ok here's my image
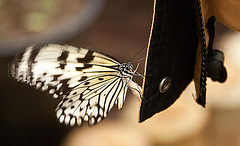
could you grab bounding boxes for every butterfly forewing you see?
[10,44,142,126]
[10,44,119,98]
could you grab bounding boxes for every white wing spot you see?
[56,109,62,118]
[42,84,48,91]
[70,118,76,126]
[99,108,103,117]
[49,89,55,94]
[84,115,88,121]
[36,82,42,89]
[77,118,82,126]
[97,117,101,123]
[65,115,70,125]
[53,94,58,98]
[59,115,65,123]
[89,117,95,126]
[56,83,62,90]
[104,112,107,118]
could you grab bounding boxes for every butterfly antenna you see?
[133,57,146,74]
[129,46,147,62]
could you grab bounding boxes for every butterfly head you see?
[119,62,134,76]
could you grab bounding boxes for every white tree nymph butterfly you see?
[10,44,142,126]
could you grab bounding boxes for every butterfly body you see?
[10,44,141,126]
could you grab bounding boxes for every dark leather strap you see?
[139,0,198,122]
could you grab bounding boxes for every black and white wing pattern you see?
[10,44,142,126]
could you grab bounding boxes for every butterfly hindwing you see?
[55,74,129,126]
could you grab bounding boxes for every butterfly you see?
[9,44,142,126]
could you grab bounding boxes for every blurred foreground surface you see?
[1,0,240,146]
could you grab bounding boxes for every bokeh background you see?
[1,0,240,146]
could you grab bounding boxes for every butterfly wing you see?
[55,74,131,126]
[10,44,120,98]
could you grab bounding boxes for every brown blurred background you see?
[1,0,240,146]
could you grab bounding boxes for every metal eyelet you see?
[159,77,171,93]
